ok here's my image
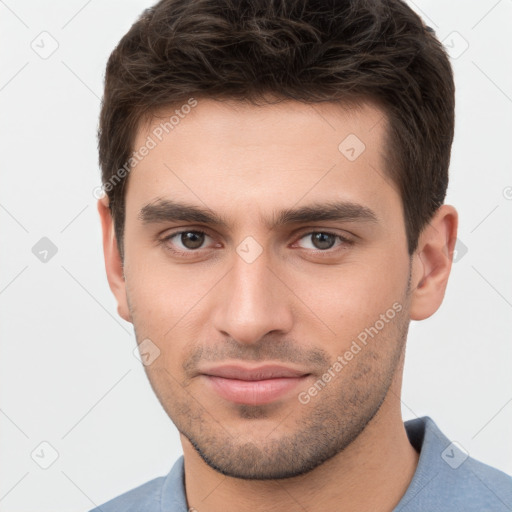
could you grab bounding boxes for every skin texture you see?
[99,98,458,511]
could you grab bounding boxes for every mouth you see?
[200,364,311,406]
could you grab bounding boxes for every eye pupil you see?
[181,231,204,249]
[312,232,336,250]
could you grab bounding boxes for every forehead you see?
[125,98,399,225]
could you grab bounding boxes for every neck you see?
[181,375,418,512]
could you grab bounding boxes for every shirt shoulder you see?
[89,456,188,512]
[89,476,165,512]
[395,416,512,511]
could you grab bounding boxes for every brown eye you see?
[179,231,206,249]
[163,230,213,253]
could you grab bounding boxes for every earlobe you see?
[409,205,458,321]
[97,197,132,323]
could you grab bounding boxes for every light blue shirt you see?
[90,416,512,511]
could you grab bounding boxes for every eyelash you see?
[159,229,354,258]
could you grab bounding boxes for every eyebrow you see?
[138,198,378,229]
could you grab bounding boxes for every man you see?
[92,0,512,510]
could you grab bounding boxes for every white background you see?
[1,1,511,510]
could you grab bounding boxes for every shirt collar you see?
[159,416,439,511]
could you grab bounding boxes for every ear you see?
[409,204,458,321]
[97,196,132,323]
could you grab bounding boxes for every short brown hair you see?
[98,0,455,258]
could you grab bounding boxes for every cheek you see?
[291,249,409,337]
[125,240,195,304]
[124,250,223,356]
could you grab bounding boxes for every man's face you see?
[119,98,413,479]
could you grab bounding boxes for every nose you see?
[212,246,294,345]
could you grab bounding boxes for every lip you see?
[201,364,310,405]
